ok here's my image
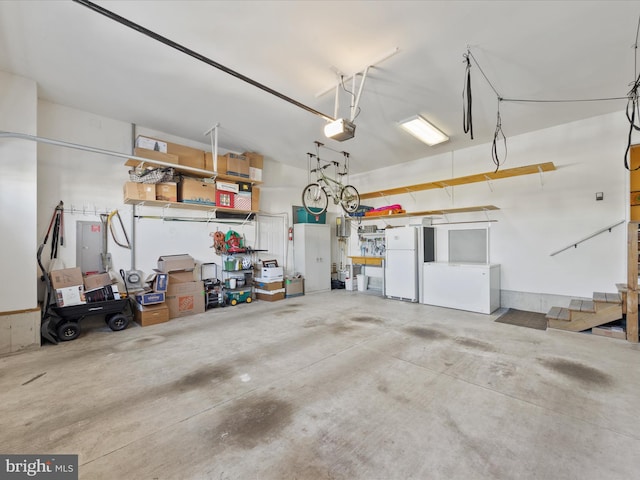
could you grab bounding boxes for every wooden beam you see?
[627,222,639,342]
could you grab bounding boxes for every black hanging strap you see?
[462,52,473,140]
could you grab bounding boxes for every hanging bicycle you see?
[302,145,360,216]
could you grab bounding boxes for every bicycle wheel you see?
[340,185,360,213]
[302,183,328,215]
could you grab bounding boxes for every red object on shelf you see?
[216,190,235,208]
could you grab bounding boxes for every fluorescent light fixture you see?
[399,115,448,146]
[324,118,356,141]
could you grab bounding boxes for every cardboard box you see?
[234,192,252,211]
[169,143,205,170]
[134,302,170,327]
[156,182,178,202]
[55,285,86,307]
[244,152,264,181]
[255,289,286,302]
[141,136,205,169]
[260,266,284,279]
[136,136,167,153]
[224,153,250,178]
[244,152,264,169]
[168,270,195,284]
[592,326,626,339]
[83,272,112,291]
[166,281,205,319]
[132,147,178,165]
[124,182,156,201]
[179,177,216,205]
[254,279,284,291]
[86,284,120,303]
[135,291,166,306]
[285,277,304,297]
[216,181,240,193]
[251,187,260,211]
[50,267,84,289]
[249,167,263,182]
[145,271,169,292]
[205,152,225,173]
[157,254,195,273]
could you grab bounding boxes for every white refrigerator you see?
[384,226,423,302]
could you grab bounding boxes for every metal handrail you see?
[550,220,625,256]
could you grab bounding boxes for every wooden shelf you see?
[348,256,384,266]
[124,159,263,185]
[359,162,555,200]
[353,205,499,221]
[124,197,257,215]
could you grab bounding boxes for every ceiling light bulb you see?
[399,115,448,146]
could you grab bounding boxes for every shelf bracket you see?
[538,165,545,188]
[404,187,416,203]
[440,183,452,199]
[483,175,494,192]
[482,207,491,222]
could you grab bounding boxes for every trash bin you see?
[356,274,368,292]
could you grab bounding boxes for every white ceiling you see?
[0,1,638,174]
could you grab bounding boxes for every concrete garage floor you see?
[1,291,639,479]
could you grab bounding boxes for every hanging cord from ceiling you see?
[462,52,473,140]
[465,49,507,171]
[73,0,335,123]
[492,101,507,172]
[340,75,362,122]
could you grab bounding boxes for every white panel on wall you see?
[0,71,37,311]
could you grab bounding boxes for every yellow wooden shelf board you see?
[409,205,499,216]
[359,162,555,200]
[352,205,500,221]
[124,197,256,214]
[348,256,384,266]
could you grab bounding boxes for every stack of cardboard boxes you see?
[158,254,205,320]
[124,135,262,212]
[253,263,285,302]
[133,254,206,326]
[50,268,120,307]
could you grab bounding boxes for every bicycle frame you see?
[312,161,344,204]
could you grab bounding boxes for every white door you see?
[385,249,417,301]
[385,227,416,250]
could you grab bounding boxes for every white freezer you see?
[384,227,421,302]
[422,262,501,314]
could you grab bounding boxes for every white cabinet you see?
[293,223,331,293]
[422,263,500,314]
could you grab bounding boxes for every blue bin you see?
[295,206,326,224]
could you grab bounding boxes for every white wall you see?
[37,101,308,285]
[351,112,628,311]
[0,71,37,312]
[35,100,629,313]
